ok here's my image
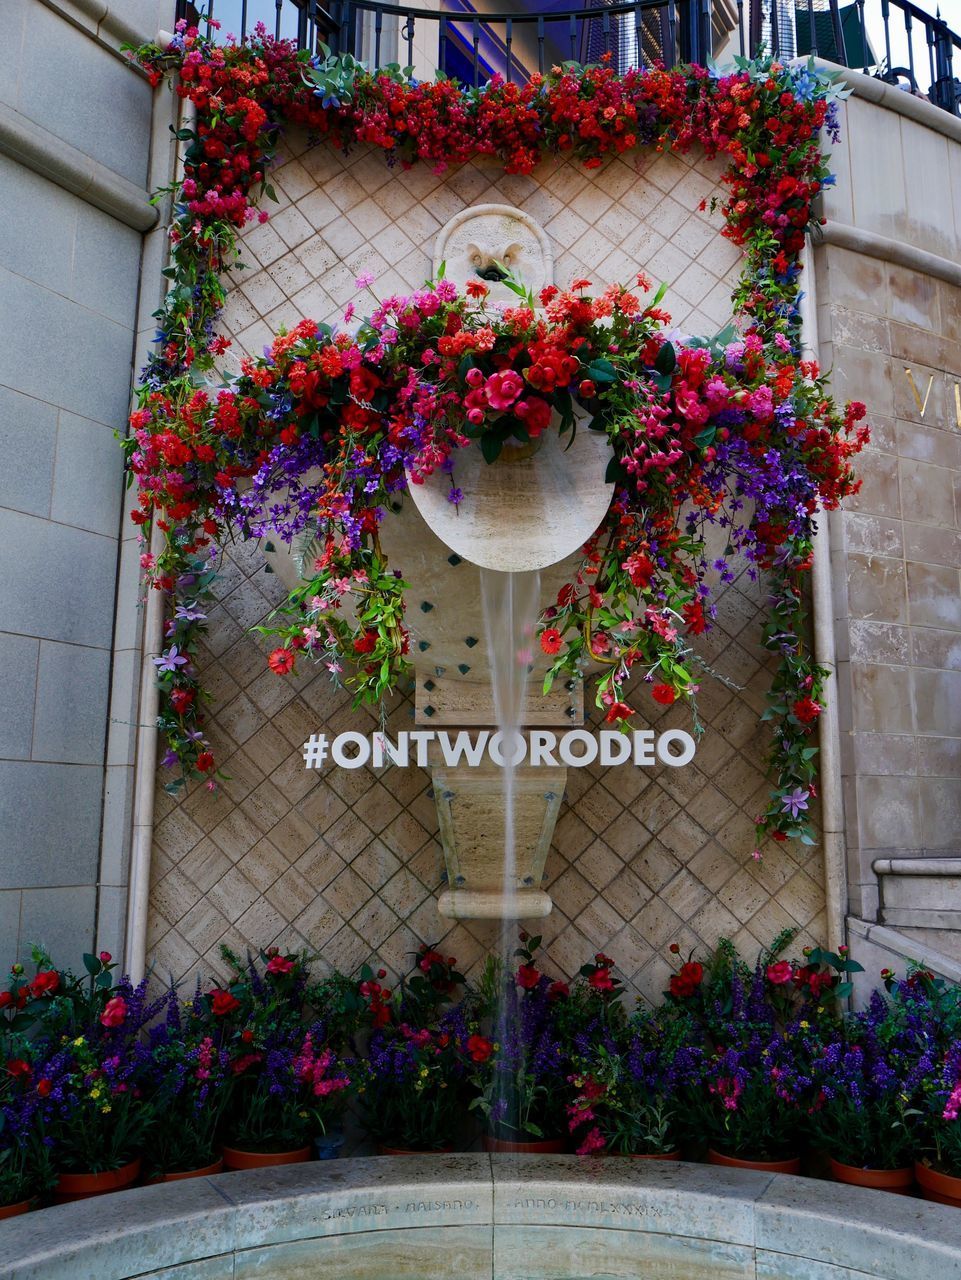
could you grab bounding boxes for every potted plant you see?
[915,1044,961,1206]
[142,991,231,1181]
[0,1081,54,1216]
[470,936,569,1152]
[700,1036,807,1173]
[20,951,165,1200]
[806,987,921,1194]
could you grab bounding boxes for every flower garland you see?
[127,22,866,851]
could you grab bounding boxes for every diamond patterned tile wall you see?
[146,137,825,1001]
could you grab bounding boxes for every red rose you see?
[578,379,596,399]
[5,1059,31,1079]
[669,961,704,999]
[516,964,541,990]
[36,1079,52,1098]
[418,949,444,973]
[29,970,60,998]
[266,954,295,976]
[268,647,295,675]
[467,1034,493,1063]
[99,951,112,964]
[100,996,128,1028]
[651,684,676,706]
[349,367,381,404]
[210,989,241,1017]
[0,992,12,1010]
[547,981,570,1002]
[540,628,562,656]
[766,961,793,986]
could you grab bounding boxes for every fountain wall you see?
[145,138,829,997]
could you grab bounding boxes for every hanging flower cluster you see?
[127,22,866,849]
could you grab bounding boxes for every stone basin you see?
[1,1155,959,1280]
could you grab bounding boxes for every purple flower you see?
[780,787,809,819]
[154,646,188,673]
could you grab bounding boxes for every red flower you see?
[349,367,381,403]
[0,992,12,1010]
[604,701,633,724]
[100,996,128,1027]
[266,954,295,976]
[29,970,60,998]
[548,981,570,1002]
[353,630,378,655]
[467,1034,493,1063]
[578,379,596,398]
[588,967,614,992]
[196,751,215,773]
[766,961,793,986]
[36,1078,52,1098]
[210,989,241,1017]
[669,961,704,999]
[792,697,822,724]
[5,1059,31,1079]
[268,647,295,675]
[170,687,195,714]
[651,684,675,706]
[540,628,562,656]
[466,279,489,299]
[516,964,541,990]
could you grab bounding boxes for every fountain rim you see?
[2,1154,959,1280]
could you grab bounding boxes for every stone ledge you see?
[0,101,156,232]
[1,1156,959,1280]
[809,58,961,149]
[816,220,961,291]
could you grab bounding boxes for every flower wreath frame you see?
[127,21,868,853]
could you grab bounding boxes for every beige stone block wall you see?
[145,136,827,999]
[818,84,961,955]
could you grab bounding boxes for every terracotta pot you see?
[483,1135,566,1154]
[161,1157,224,1182]
[0,1199,32,1219]
[221,1144,311,1171]
[915,1160,961,1207]
[708,1148,801,1174]
[830,1158,914,1194]
[377,1144,455,1156]
[55,1157,142,1202]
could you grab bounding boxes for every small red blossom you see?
[210,989,241,1017]
[268,647,295,675]
[540,627,563,655]
[266,954,295,976]
[651,684,676,706]
[467,1034,493,1063]
[669,961,704,1000]
[516,964,541,990]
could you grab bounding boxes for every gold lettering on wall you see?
[904,367,935,418]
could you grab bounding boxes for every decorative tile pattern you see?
[147,136,825,1001]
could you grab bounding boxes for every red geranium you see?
[669,961,704,999]
[467,1034,493,1063]
[29,970,60,998]
[651,684,676,706]
[516,964,541,990]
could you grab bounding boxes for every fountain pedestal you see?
[432,760,563,919]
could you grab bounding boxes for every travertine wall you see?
[145,134,829,999]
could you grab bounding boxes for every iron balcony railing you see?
[175,0,960,113]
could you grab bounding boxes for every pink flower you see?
[766,961,793,986]
[100,996,128,1028]
[266,954,295,976]
[484,370,524,411]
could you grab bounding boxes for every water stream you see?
[479,566,542,1140]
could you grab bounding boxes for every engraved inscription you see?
[322,1204,388,1220]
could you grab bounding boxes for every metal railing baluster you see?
[505,15,512,82]
[905,5,917,89]
[537,16,546,73]
[667,0,677,63]
[881,0,893,74]
[439,15,447,75]
[472,16,480,87]
[404,11,414,68]
[737,0,745,57]
[569,13,577,63]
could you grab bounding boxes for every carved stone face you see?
[433,205,553,302]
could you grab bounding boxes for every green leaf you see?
[82,953,100,977]
[480,434,503,465]
[586,358,617,384]
[654,341,676,376]
[264,183,279,203]
[604,456,628,485]
[693,426,716,449]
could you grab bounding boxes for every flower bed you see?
[3,935,961,1209]
[124,25,867,851]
